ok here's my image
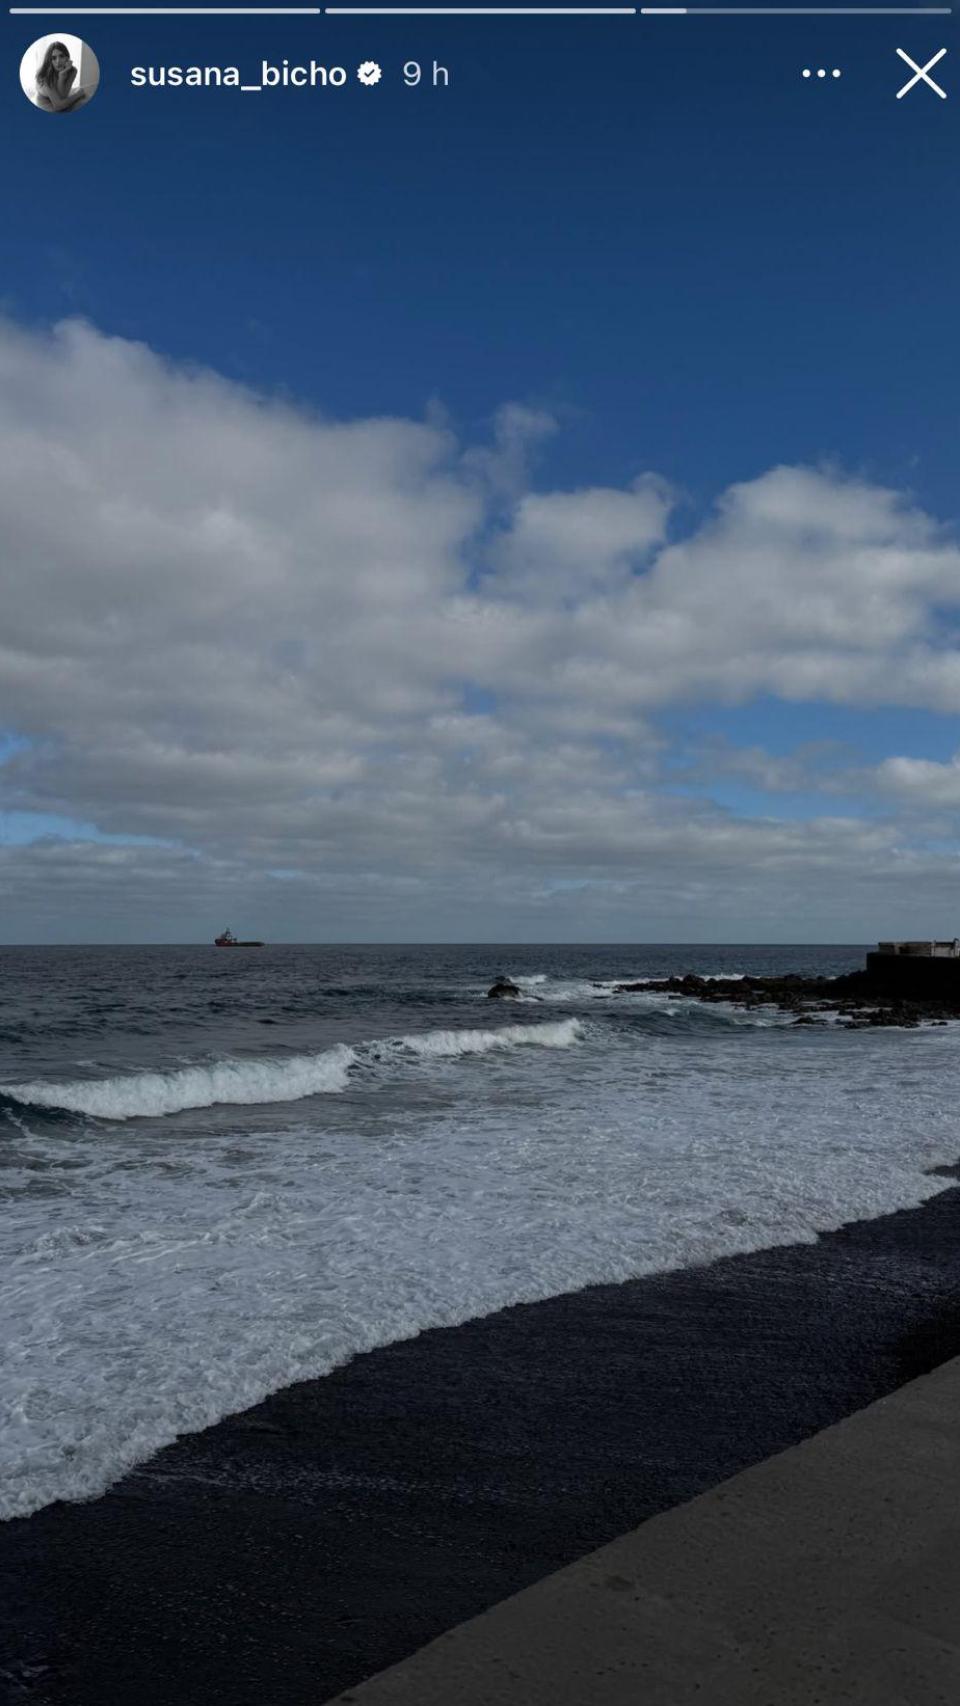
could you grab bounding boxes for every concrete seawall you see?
[325,1355,960,1705]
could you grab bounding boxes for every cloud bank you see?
[2,318,958,940]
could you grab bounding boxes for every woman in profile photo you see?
[35,41,89,111]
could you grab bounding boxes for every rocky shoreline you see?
[610,971,960,1028]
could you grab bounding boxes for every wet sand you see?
[3,1166,960,1706]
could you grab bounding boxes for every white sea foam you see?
[526,976,789,1024]
[396,1019,580,1057]
[0,1045,358,1121]
[0,1020,581,1122]
[521,976,629,1002]
[3,1010,959,1522]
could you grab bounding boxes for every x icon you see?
[896,46,948,99]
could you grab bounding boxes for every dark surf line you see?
[3,1170,960,1706]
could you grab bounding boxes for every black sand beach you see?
[3,1168,960,1706]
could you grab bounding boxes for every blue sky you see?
[1,7,958,940]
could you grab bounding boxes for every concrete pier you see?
[865,938,960,998]
[866,945,960,997]
[324,1355,960,1705]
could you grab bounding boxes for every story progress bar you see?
[7,3,952,13]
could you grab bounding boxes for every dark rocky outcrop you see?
[486,977,521,1000]
[609,970,960,1028]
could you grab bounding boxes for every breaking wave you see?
[0,1046,358,1122]
[393,1019,581,1058]
[0,1019,583,1123]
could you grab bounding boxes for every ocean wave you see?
[0,1046,358,1122]
[520,976,796,1027]
[515,977,624,1002]
[392,1019,581,1058]
[0,1019,582,1123]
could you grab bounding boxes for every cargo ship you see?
[214,928,264,947]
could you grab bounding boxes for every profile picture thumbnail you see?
[20,34,100,112]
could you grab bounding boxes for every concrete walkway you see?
[324,1355,960,1705]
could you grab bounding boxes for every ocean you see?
[3,941,959,1528]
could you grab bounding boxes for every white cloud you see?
[1,317,959,938]
[490,476,672,600]
[873,753,960,809]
